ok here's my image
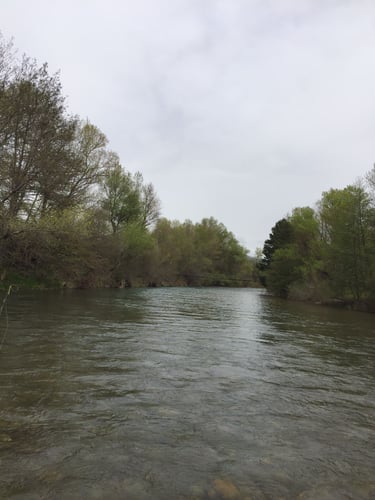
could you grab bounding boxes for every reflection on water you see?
[0,288,374,499]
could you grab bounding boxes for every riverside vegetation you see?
[258,177,375,311]
[2,34,375,309]
[0,35,256,289]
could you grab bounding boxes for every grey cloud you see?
[1,0,375,250]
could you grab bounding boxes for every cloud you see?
[1,0,375,250]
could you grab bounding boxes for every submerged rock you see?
[208,479,241,499]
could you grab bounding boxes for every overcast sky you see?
[1,0,375,251]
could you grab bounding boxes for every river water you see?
[0,287,374,499]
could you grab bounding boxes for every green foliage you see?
[319,185,374,300]
[100,163,161,234]
[260,218,293,270]
[110,223,157,286]
[258,218,293,286]
[266,247,304,298]
[0,34,255,290]
[0,209,113,288]
[152,217,255,286]
[0,43,113,224]
[101,161,142,233]
[262,183,375,305]
[0,58,76,219]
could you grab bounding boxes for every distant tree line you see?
[258,174,375,310]
[0,34,256,288]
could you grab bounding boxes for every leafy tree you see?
[113,222,157,286]
[195,217,252,285]
[1,208,112,287]
[50,120,111,210]
[135,173,161,228]
[289,207,322,277]
[260,218,293,271]
[151,218,182,283]
[100,164,160,233]
[0,34,257,291]
[265,246,304,298]
[318,185,374,300]
[101,162,143,233]
[0,57,77,219]
[0,36,112,222]
[152,217,255,286]
[258,218,293,288]
[261,208,326,298]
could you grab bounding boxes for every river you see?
[0,287,374,499]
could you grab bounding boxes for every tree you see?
[113,222,157,286]
[20,119,111,215]
[151,218,183,283]
[194,217,252,285]
[260,218,293,271]
[101,162,142,233]
[0,57,77,219]
[0,39,112,222]
[100,164,161,233]
[61,120,111,208]
[265,246,304,298]
[289,207,322,275]
[152,217,254,286]
[258,218,294,288]
[260,208,326,298]
[136,173,161,228]
[318,185,374,300]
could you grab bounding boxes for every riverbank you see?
[276,280,375,314]
[277,295,375,314]
[315,297,375,313]
[0,272,260,292]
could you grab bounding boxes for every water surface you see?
[0,288,374,499]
